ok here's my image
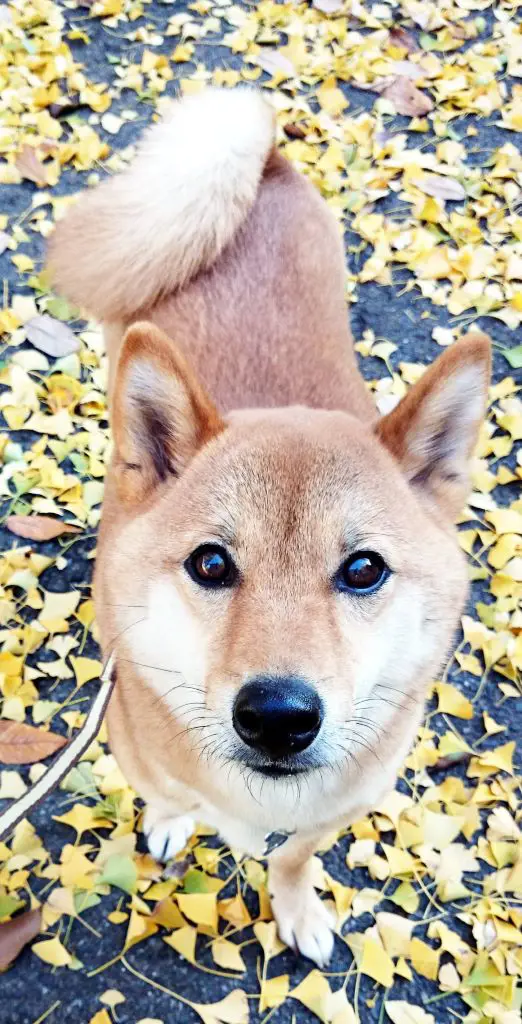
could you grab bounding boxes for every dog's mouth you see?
[255,763,309,778]
[232,748,325,779]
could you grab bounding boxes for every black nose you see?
[232,677,323,759]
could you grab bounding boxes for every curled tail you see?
[47,88,275,322]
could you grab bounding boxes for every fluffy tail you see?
[47,88,275,322]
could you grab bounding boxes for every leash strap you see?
[0,654,116,842]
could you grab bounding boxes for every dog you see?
[47,87,490,966]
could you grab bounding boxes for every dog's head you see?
[102,323,489,805]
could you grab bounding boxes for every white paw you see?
[271,886,336,967]
[143,809,195,862]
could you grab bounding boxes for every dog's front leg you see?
[268,832,336,967]
[143,802,197,863]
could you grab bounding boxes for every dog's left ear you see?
[376,333,491,518]
[112,321,224,503]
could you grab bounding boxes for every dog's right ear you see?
[112,322,224,503]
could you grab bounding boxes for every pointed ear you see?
[112,322,224,502]
[376,333,491,518]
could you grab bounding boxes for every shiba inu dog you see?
[48,88,490,965]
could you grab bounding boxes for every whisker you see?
[343,731,385,767]
[107,614,148,650]
[118,658,184,676]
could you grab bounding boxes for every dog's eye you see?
[336,551,389,595]
[185,544,237,588]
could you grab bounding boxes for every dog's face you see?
[101,323,489,805]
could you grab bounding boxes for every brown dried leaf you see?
[0,910,42,971]
[283,123,307,140]
[6,515,82,542]
[0,721,67,765]
[413,174,466,202]
[25,315,79,358]
[429,752,472,773]
[388,27,419,53]
[15,146,50,187]
[382,76,433,116]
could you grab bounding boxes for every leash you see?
[0,654,116,842]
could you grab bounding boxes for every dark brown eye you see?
[185,544,237,588]
[336,551,389,594]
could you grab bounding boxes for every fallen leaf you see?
[15,146,50,186]
[388,28,418,53]
[32,934,72,967]
[99,854,138,895]
[361,76,433,116]
[100,990,126,1010]
[385,1002,435,1024]
[413,174,466,201]
[434,682,473,719]
[361,937,395,986]
[177,892,218,931]
[0,721,67,765]
[6,516,81,542]
[291,971,333,1023]
[211,938,246,972]
[192,990,249,1024]
[313,0,343,16]
[382,77,434,116]
[0,909,42,970]
[256,49,295,79]
[25,315,80,358]
[501,344,522,369]
[164,926,198,963]
[89,1013,111,1024]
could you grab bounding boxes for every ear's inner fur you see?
[113,321,225,500]
[376,333,491,515]
[136,399,177,481]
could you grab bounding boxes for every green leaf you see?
[501,344,522,369]
[419,33,438,50]
[183,868,223,894]
[61,761,96,797]
[93,793,121,822]
[45,296,79,321]
[99,854,138,895]
[33,700,60,724]
[73,891,101,914]
[0,895,25,922]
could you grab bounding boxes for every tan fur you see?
[47,88,491,966]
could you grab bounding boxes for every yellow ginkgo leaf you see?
[164,926,197,964]
[409,937,440,981]
[290,970,333,1023]
[70,656,103,687]
[211,938,245,972]
[385,1002,435,1024]
[434,682,473,719]
[176,892,218,932]
[192,989,249,1024]
[259,974,289,1013]
[360,937,395,987]
[32,935,72,967]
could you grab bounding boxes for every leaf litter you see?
[0,0,521,1022]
